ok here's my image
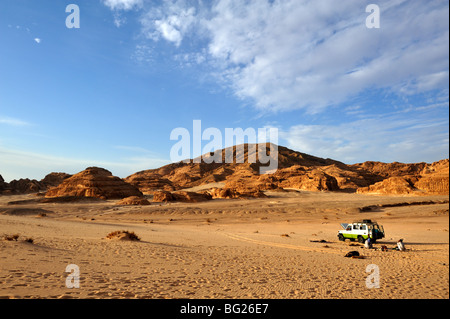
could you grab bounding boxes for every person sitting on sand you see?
[397,239,406,251]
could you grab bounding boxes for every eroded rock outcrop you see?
[1,172,72,195]
[41,172,72,188]
[152,190,212,203]
[356,159,449,195]
[116,196,151,206]
[8,179,45,194]
[356,177,417,195]
[207,187,267,199]
[414,160,449,194]
[45,167,142,200]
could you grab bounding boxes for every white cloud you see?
[140,1,197,47]
[34,38,41,44]
[133,0,448,113]
[102,0,143,11]
[205,0,448,112]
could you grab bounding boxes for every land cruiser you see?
[338,219,385,243]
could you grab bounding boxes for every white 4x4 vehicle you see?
[338,219,385,243]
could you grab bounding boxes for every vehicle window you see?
[353,225,358,230]
[346,226,352,231]
[362,225,367,230]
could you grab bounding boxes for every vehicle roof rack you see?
[352,219,375,224]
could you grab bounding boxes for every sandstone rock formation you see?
[45,167,142,200]
[126,144,350,194]
[208,187,267,199]
[414,160,449,194]
[0,172,71,195]
[152,190,212,203]
[125,144,449,196]
[152,190,174,203]
[8,179,45,194]
[41,172,72,188]
[356,177,416,195]
[356,159,449,195]
[125,162,225,194]
[116,196,151,206]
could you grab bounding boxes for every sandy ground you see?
[0,190,448,299]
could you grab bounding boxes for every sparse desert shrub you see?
[3,234,20,241]
[106,230,141,241]
[281,234,290,238]
[3,234,34,243]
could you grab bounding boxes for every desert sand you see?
[0,190,448,299]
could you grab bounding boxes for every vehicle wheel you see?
[338,234,344,241]
[358,236,365,243]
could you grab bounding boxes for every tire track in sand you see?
[222,232,343,255]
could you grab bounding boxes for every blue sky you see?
[0,0,448,181]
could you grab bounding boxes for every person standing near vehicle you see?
[365,233,373,249]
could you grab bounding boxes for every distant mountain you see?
[0,172,72,195]
[125,144,449,196]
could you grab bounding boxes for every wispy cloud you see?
[139,0,198,47]
[279,107,449,164]
[102,0,143,27]
[0,116,30,127]
[102,0,143,11]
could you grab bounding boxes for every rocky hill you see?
[125,144,449,196]
[45,167,142,200]
[0,172,72,195]
[356,159,449,195]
